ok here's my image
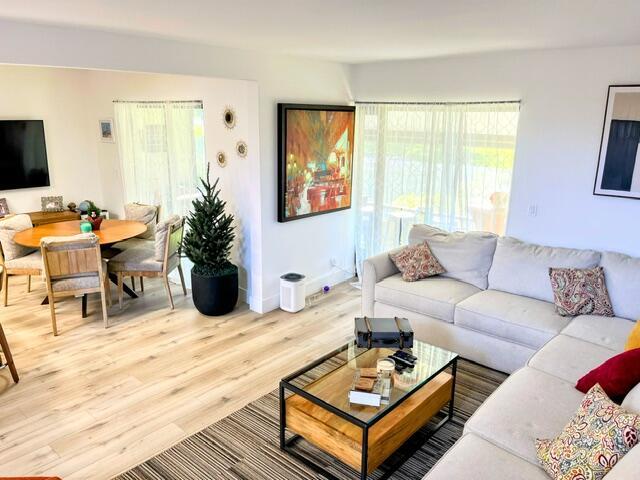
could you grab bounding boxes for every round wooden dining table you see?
[14,219,147,304]
[13,219,147,248]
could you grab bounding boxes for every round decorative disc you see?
[236,140,248,158]
[217,151,227,167]
[223,107,236,129]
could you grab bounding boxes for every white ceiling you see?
[2,0,640,63]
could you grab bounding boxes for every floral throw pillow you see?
[389,242,445,282]
[536,384,640,480]
[549,267,614,317]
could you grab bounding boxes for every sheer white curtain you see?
[114,100,206,218]
[353,101,520,278]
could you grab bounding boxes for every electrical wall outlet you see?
[527,204,538,217]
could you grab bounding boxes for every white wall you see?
[350,45,640,257]
[0,67,102,212]
[0,19,354,312]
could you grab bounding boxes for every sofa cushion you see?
[622,383,640,414]
[561,314,634,351]
[488,237,600,303]
[423,433,549,480]
[626,321,640,350]
[408,224,497,289]
[389,242,445,282]
[600,251,640,320]
[549,266,614,317]
[605,445,640,480]
[528,334,616,384]
[464,367,584,465]
[375,274,480,323]
[576,348,640,403]
[454,290,571,349]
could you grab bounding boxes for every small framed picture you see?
[41,196,64,212]
[99,119,115,143]
[0,198,9,217]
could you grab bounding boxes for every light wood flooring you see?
[0,275,360,479]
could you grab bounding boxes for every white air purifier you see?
[280,273,306,313]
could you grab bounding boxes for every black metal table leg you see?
[279,382,286,450]
[360,426,369,480]
[449,358,458,419]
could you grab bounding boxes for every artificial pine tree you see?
[183,164,236,277]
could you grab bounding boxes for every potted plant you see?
[86,201,103,230]
[183,165,238,315]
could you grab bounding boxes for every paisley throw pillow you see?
[549,266,614,317]
[536,384,640,480]
[389,242,445,282]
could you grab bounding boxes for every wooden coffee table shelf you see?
[279,341,458,480]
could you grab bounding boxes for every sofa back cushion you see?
[488,237,600,303]
[600,251,640,321]
[408,225,497,289]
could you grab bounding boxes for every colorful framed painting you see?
[278,103,355,222]
[594,85,640,200]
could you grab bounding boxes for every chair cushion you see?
[454,290,571,349]
[155,215,181,261]
[375,274,481,323]
[0,214,35,261]
[111,238,154,251]
[108,248,162,273]
[561,314,634,351]
[124,203,158,240]
[52,275,101,293]
[408,224,497,289]
[600,251,640,320]
[4,250,42,271]
[464,367,584,465]
[488,237,600,303]
[423,433,549,480]
[528,334,616,384]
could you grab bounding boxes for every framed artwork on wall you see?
[277,103,355,222]
[594,85,640,200]
[99,119,115,143]
[0,197,8,217]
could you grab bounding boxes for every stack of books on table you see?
[348,368,391,407]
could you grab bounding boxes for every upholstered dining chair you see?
[0,214,43,307]
[40,233,111,336]
[0,320,19,383]
[110,203,160,291]
[108,215,186,310]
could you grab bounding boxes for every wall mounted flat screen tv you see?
[0,120,50,191]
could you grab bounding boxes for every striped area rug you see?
[115,360,506,480]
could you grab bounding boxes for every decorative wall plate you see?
[217,151,227,167]
[236,140,248,158]
[223,107,236,129]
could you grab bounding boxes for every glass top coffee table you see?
[279,340,458,480]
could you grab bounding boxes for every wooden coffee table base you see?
[281,371,454,479]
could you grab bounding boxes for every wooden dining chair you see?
[108,216,186,310]
[0,214,43,307]
[0,321,19,383]
[41,233,111,336]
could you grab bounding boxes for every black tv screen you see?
[0,120,50,191]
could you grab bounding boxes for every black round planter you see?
[191,266,238,316]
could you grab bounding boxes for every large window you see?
[114,100,206,217]
[354,101,520,276]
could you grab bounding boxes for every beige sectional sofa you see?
[361,225,640,479]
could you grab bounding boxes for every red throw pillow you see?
[576,348,640,403]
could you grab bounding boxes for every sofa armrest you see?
[361,250,400,317]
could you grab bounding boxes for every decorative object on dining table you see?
[99,118,115,142]
[79,221,93,233]
[236,140,247,158]
[355,316,414,349]
[85,201,103,230]
[216,151,227,168]
[182,163,238,316]
[41,196,64,212]
[0,197,9,217]
[223,106,236,129]
[67,202,77,212]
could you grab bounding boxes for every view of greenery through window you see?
[354,102,520,275]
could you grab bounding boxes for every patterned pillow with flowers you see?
[389,242,445,282]
[536,383,640,480]
[549,266,614,317]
